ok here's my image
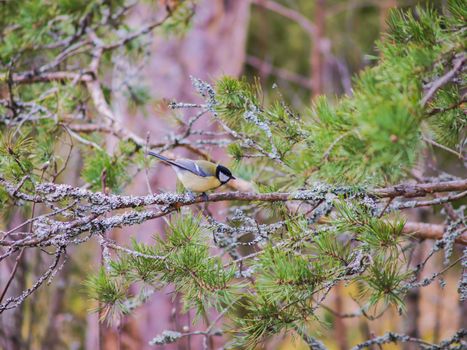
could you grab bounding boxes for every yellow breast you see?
[176,171,222,192]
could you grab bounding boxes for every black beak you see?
[231,176,236,180]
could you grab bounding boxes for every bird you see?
[148,151,235,194]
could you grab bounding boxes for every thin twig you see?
[422,135,465,159]
[421,54,466,107]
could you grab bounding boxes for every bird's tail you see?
[147,151,177,166]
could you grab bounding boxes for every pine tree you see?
[0,1,466,349]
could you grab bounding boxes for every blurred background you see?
[1,0,464,349]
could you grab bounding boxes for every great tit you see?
[148,151,235,193]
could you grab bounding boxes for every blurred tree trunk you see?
[311,0,348,344]
[41,262,71,350]
[39,154,86,350]
[98,1,251,349]
[402,241,424,350]
[432,275,442,343]
[314,3,348,347]
[311,0,350,98]
[311,0,325,99]
[379,0,397,33]
[0,211,27,350]
[334,283,348,350]
[460,294,467,330]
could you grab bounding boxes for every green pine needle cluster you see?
[362,257,410,311]
[87,205,416,347]
[87,214,238,321]
[82,147,130,192]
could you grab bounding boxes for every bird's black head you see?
[216,165,235,184]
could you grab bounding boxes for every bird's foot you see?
[201,192,209,201]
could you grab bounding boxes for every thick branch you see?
[84,78,148,147]
[403,222,466,245]
[352,329,466,350]
[372,179,467,198]
[2,177,466,209]
[1,178,466,246]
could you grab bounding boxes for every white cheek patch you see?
[219,172,230,183]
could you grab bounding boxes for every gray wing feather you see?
[148,151,209,177]
[174,159,209,177]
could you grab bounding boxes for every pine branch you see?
[351,329,466,350]
[391,191,467,210]
[2,177,466,207]
[371,179,467,198]
[1,177,466,246]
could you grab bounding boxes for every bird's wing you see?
[148,151,212,177]
[175,159,210,177]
